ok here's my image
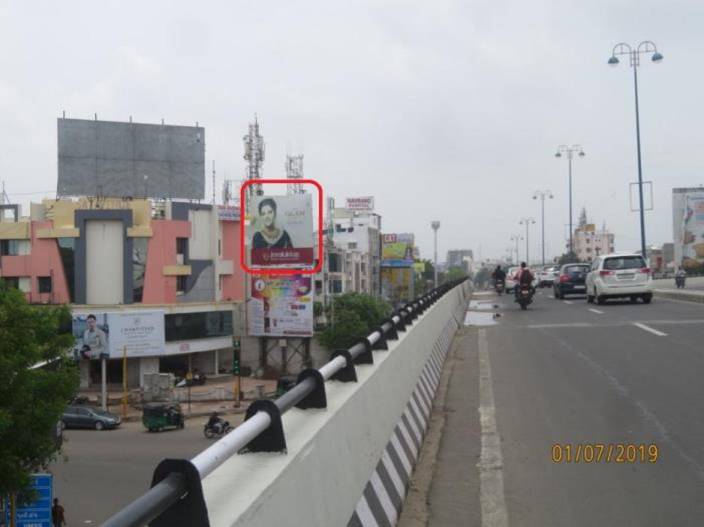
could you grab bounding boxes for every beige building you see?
[574,224,615,262]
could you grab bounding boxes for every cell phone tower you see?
[243,116,265,197]
[285,154,305,194]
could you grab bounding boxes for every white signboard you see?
[108,311,165,358]
[247,276,313,337]
[345,196,374,211]
[217,205,240,221]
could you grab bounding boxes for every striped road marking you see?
[633,322,668,337]
[588,308,604,314]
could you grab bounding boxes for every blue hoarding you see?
[4,474,52,527]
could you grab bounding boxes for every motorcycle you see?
[676,275,686,289]
[204,420,233,439]
[516,284,533,310]
[495,279,505,295]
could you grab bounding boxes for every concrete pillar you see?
[79,360,91,389]
[214,349,219,375]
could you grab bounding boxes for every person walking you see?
[52,498,66,527]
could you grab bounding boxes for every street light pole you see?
[533,190,553,267]
[510,234,523,264]
[519,218,536,264]
[555,145,585,256]
[431,221,440,287]
[608,41,663,257]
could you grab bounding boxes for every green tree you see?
[318,293,392,351]
[443,266,466,282]
[0,283,79,503]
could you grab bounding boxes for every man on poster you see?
[82,314,108,359]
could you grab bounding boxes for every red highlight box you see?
[239,179,324,275]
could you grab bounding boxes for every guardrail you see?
[103,278,467,527]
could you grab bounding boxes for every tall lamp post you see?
[555,145,585,256]
[519,218,536,264]
[431,221,440,287]
[510,234,523,264]
[608,41,663,257]
[533,190,553,268]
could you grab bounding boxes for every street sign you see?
[4,474,52,527]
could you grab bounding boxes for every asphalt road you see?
[427,289,704,526]
[50,415,243,525]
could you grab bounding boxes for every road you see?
[424,289,704,526]
[50,416,242,525]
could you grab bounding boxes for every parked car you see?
[554,263,590,298]
[539,266,560,288]
[61,405,121,430]
[585,253,653,305]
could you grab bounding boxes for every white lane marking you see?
[633,322,668,337]
[477,329,509,527]
[563,300,573,305]
[589,308,604,314]
[548,295,554,299]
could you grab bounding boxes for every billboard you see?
[673,188,704,266]
[72,310,166,359]
[345,196,374,211]
[381,233,415,267]
[248,194,314,267]
[381,267,415,305]
[248,275,313,337]
[217,205,240,221]
[57,118,205,199]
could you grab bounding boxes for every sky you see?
[1,0,704,263]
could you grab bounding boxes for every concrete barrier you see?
[202,282,470,527]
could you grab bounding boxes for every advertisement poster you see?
[248,194,314,267]
[381,233,415,267]
[381,267,415,305]
[72,311,165,359]
[673,189,704,266]
[248,275,313,337]
[3,474,52,527]
[345,196,374,211]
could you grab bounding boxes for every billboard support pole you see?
[122,346,128,418]
[101,357,107,411]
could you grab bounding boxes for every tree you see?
[443,266,467,283]
[318,293,392,351]
[0,283,79,505]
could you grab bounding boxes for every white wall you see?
[86,220,123,304]
[189,209,213,259]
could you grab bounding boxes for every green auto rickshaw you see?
[142,402,185,432]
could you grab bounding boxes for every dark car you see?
[554,263,590,299]
[61,405,121,431]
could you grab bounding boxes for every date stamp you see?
[551,443,659,463]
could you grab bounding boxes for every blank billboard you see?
[57,118,205,199]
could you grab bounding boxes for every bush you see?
[318,293,392,351]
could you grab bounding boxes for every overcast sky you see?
[2,0,703,263]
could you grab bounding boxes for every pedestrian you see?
[52,498,66,527]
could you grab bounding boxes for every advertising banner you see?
[381,233,415,267]
[674,189,704,266]
[345,196,374,211]
[4,474,52,527]
[248,194,314,267]
[248,275,313,337]
[381,267,415,306]
[217,205,240,221]
[72,311,165,359]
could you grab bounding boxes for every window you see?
[2,277,19,289]
[176,237,188,259]
[38,276,52,293]
[603,256,646,271]
[0,240,20,256]
[348,242,357,250]
[176,275,187,295]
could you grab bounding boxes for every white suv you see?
[586,253,653,305]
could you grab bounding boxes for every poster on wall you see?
[247,275,313,337]
[72,310,166,359]
[381,233,415,267]
[248,194,314,267]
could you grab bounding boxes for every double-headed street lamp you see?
[555,145,585,256]
[519,218,536,264]
[533,190,553,268]
[608,41,663,257]
[510,234,523,264]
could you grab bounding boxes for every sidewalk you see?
[654,288,704,303]
[79,375,278,422]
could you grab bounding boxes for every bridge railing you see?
[103,278,468,527]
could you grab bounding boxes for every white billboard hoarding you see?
[345,196,374,211]
[248,194,314,267]
[673,188,704,266]
[247,276,313,337]
[72,310,166,359]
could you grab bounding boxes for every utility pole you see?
[431,221,440,287]
[533,190,553,267]
[555,145,586,255]
[519,218,536,264]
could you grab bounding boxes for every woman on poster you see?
[252,198,294,250]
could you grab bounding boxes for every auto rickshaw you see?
[142,402,185,432]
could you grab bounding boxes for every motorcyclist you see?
[676,266,686,288]
[492,265,506,284]
[207,411,224,434]
[514,262,534,299]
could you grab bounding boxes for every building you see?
[446,249,474,273]
[332,207,382,296]
[573,223,615,262]
[0,197,245,389]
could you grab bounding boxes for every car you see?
[585,253,653,305]
[553,263,590,298]
[539,265,559,288]
[505,266,519,293]
[61,405,121,430]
